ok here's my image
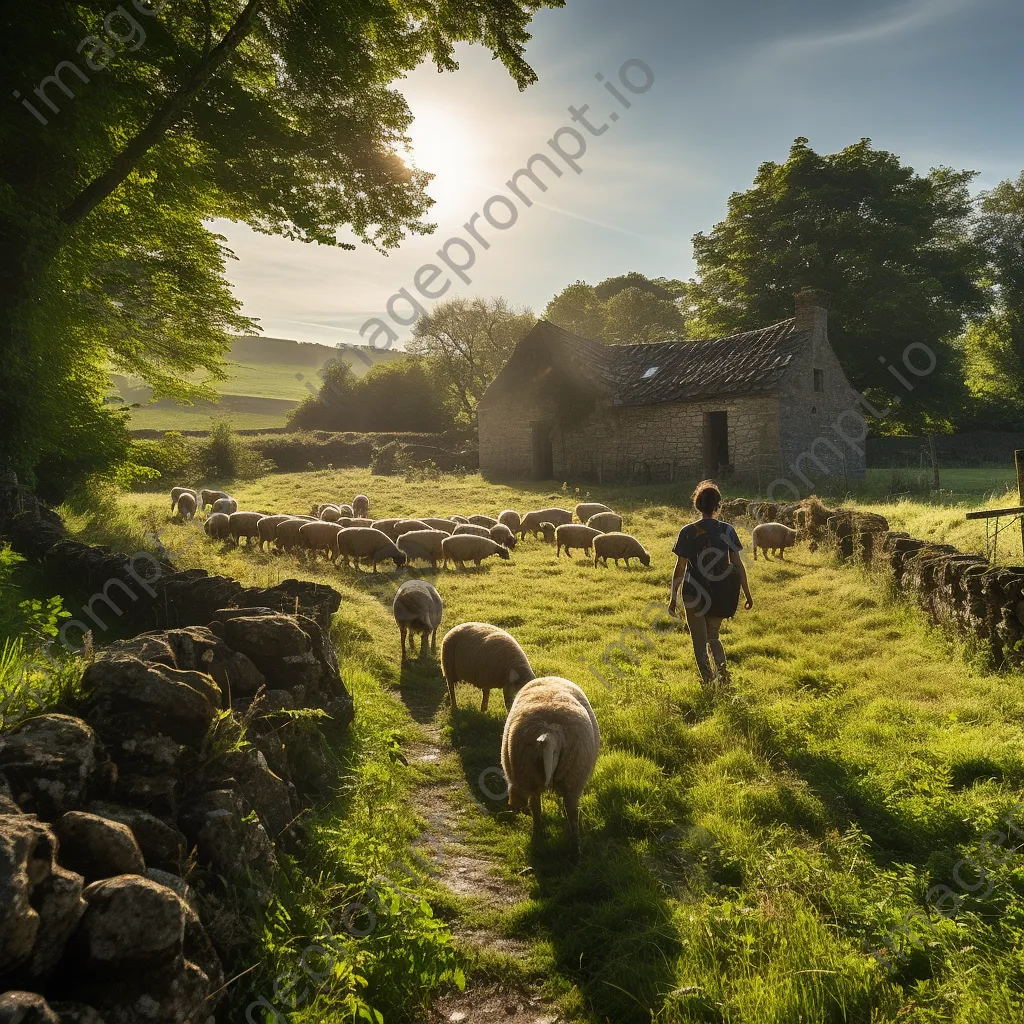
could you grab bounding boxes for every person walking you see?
[668,480,753,686]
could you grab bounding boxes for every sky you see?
[215,0,1024,349]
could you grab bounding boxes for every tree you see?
[544,282,608,338]
[603,287,686,345]
[686,138,987,432]
[1,0,562,492]
[409,297,535,422]
[594,271,687,304]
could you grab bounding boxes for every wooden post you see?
[1016,449,1024,558]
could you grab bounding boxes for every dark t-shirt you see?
[673,518,742,597]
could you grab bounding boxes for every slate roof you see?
[535,319,809,406]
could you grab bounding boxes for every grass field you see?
[63,470,1024,1023]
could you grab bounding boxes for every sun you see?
[404,102,486,211]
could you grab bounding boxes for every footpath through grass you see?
[66,469,1024,1023]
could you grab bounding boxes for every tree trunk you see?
[927,435,940,490]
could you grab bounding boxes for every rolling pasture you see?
[67,469,1024,1023]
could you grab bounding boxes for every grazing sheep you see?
[554,524,602,558]
[574,502,612,524]
[442,534,512,569]
[439,621,535,713]
[453,523,492,540]
[211,497,237,516]
[489,524,517,550]
[397,529,448,568]
[337,503,355,517]
[170,486,196,512]
[336,527,408,572]
[256,514,293,550]
[370,518,403,540]
[345,517,374,528]
[519,508,573,539]
[320,506,344,523]
[394,580,443,661]
[421,517,457,534]
[538,522,557,543]
[501,676,600,853]
[199,488,231,509]
[228,511,264,545]
[467,514,498,528]
[751,522,798,560]
[204,512,231,540]
[299,521,344,560]
[273,517,311,554]
[497,510,522,533]
[593,532,650,568]
[352,494,370,518]
[450,514,470,524]
[175,492,197,522]
[393,519,431,537]
[586,511,622,533]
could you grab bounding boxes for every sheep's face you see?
[394,551,409,567]
[639,552,651,567]
[497,547,511,560]
[540,523,556,542]
[506,782,528,812]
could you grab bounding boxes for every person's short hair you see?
[691,480,721,515]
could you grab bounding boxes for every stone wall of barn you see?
[478,383,555,479]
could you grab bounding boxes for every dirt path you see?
[402,695,563,1024]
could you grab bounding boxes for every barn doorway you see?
[703,411,729,476]
[531,422,554,479]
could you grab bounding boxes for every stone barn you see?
[477,290,865,488]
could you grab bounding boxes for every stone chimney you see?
[794,288,831,332]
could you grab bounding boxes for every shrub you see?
[370,440,404,476]
[198,420,273,482]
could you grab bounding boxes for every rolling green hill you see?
[113,335,405,431]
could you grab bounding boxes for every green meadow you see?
[60,469,1024,1023]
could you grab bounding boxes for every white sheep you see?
[211,496,237,516]
[554,524,602,558]
[336,527,408,572]
[273,517,310,554]
[397,529,448,568]
[586,511,622,533]
[393,580,444,661]
[204,512,231,540]
[574,502,612,523]
[421,517,457,534]
[519,508,573,539]
[370,518,403,540]
[352,494,370,518]
[170,486,196,512]
[497,510,522,533]
[175,492,197,522]
[450,515,470,524]
[467,514,498,528]
[199,488,231,509]
[298,521,344,560]
[393,519,431,537]
[256,514,294,551]
[489,524,517,550]
[227,511,264,546]
[441,534,512,569]
[439,621,535,712]
[453,523,492,540]
[320,505,344,522]
[751,521,798,560]
[501,676,600,853]
[593,532,650,568]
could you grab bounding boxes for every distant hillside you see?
[113,335,407,432]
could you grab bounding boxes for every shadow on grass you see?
[396,655,448,726]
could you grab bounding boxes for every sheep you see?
[170,486,196,512]
[175,492,197,522]
[256,514,294,550]
[439,621,535,713]
[537,522,557,544]
[397,529,448,568]
[393,519,431,537]
[211,497,237,516]
[574,502,612,524]
[204,512,231,540]
[336,527,408,572]
[467,514,498,528]
[489,523,517,550]
[497,510,522,533]
[345,517,374,528]
[273,517,310,554]
[394,580,443,662]
[593,532,650,568]
[586,511,622,533]
[751,521,798,560]
[228,511,264,545]
[554,524,602,558]
[352,494,370,518]
[450,515,469,524]
[320,505,344,523]
[199,488,231,509]
[501,676,600,853]
[421,517,457,534]
[519,508,573,539]
[453,523,492,540]
[442,534,512,569]
[370,518,403,540]
[298,521,344,560]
